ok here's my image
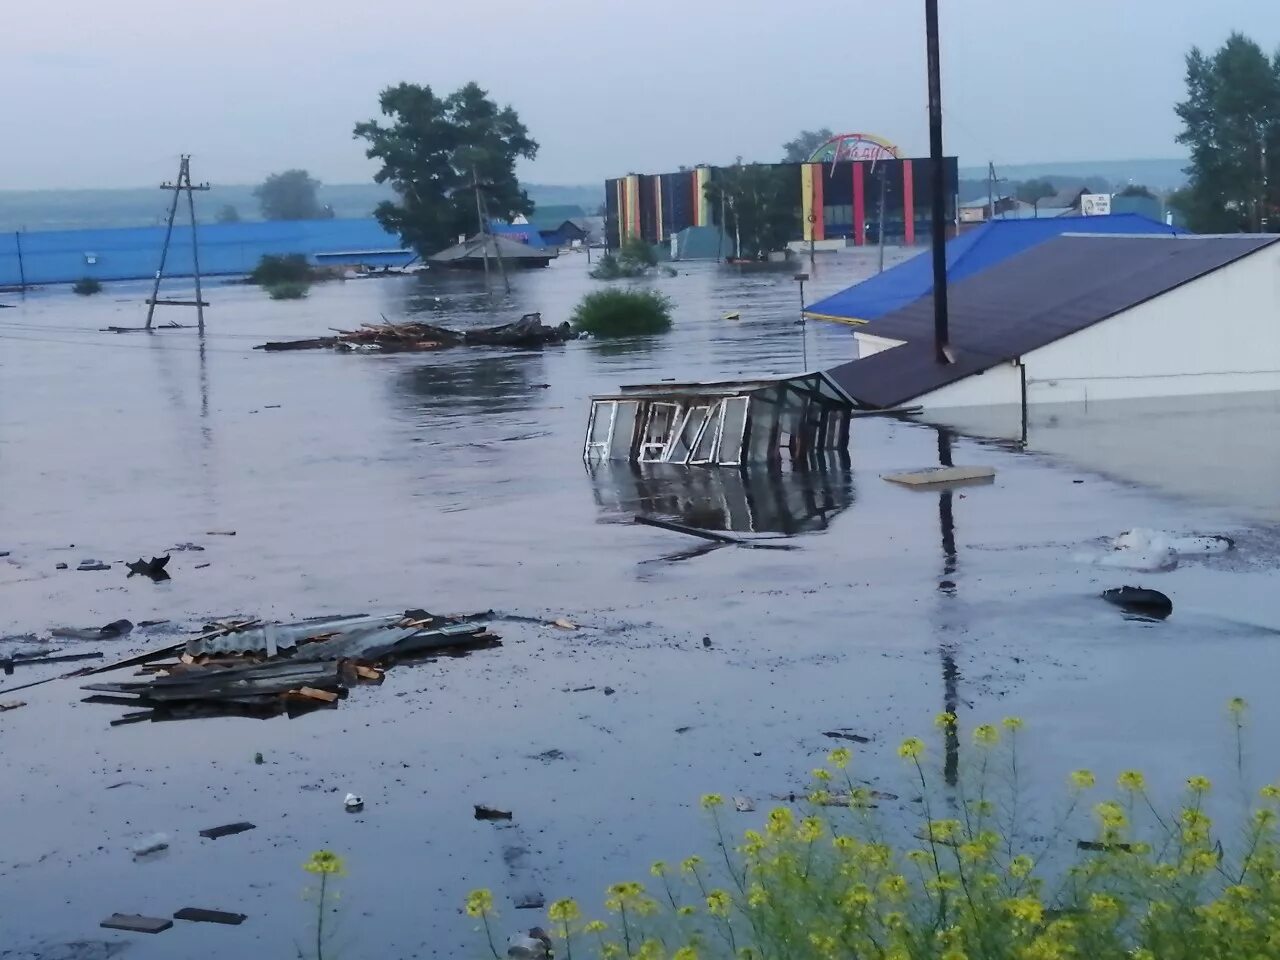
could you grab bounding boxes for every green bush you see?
[620,236,658,268]
[590,252,649,280]
[267,281,310,300]
[571,288,672,338]
[468,700,1280,960]
[250,254,315,286]
[72,277,102,295]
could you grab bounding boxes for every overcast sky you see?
[3,0,1277,190]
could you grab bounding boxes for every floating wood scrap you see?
[882,465,996,488]
[80,610,500,724]
[255,312,576,353]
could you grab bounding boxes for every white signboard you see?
[1081,193,1112,216]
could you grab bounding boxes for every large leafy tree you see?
[354,82,538,256]
[782,128,835,163]
[1174,33,1280,232]
[705,163,797,260]
[254,169,323,220]
[1015,179,1056,213]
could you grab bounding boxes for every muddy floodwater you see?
[3,253,1280,959]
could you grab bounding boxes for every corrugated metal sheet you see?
[827,234,1279,409]
[189,614,402,657]
[804,214,1181,327]
[0,219,413,286]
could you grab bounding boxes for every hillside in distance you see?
[0,182,605,232]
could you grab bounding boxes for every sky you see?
[2,0,1277,191]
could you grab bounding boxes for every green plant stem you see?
[316,874,326,960]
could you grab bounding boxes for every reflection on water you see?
[393,351,548,420]
[924,392,1280,523]
[588,452,854,534]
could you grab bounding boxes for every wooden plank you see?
[0,700,26,712]
[199,821,256,840]
[882,465,996,488]
[100,914,173,934]
[174,907,246,925]
[294,686,338,703]
[354,665,383,681]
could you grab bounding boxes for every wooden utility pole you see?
[145,155,210,332]
[476,183,510,294]
[877,162,889,273]
[925,0,951,365]
[14,231,26,290]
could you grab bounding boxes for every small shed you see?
[428,233,557,269]
[584,373,852,466]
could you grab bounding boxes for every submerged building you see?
[825,233,1280,409]
[604,156,959,253]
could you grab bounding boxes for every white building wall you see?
[853,332,906,358]
[1021,243,1280,404]
[914,242,1280,410]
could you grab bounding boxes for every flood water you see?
[3,252,1280,958]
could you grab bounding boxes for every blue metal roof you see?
[486,223,549,248]
[0,218,413,286]
[804,214,1181,327]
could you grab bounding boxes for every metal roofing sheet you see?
[804,214,1180,327]
[188,614,402,657]
[827,233,1279,409]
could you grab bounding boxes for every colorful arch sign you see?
[808,133,900,164]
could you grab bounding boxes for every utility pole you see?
[794,273,809,370]
[475,179,510,294]
[471,167,493,295]
[1261,124,1270,233]
[925,0,951,365]
[987,161,996,221]
[14,231,26,291]
[145,155,210,332]
[877,162,889,273]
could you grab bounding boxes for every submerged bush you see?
[571,288,672,338]
[620,236,658,268]
[590,238,660,280]
[468,700,1280,959]
[250,253,315,286]
[72,277,102,295]
[267,281,309,300]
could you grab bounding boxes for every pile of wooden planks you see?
[256,312,576,353]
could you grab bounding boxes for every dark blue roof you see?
[805,214,1180,326]
[0,218,412,286]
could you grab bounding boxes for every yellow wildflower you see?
[827,746,852,769]
[849,787,873,808]
[833,835,857,854]
[583,920,607,934]
[1088,893,1120,916]
[1187,775,1212,793]
[929,819,961,842]
[632,896,659,917]
[1069,769,1096,790]
[680,856,703,875]
[705,889,732,917]
[973,724,1000,747]
[884,911,906,930]
[1185,849,1218,873]
[941,950,968,960]
[1095,800,1127,831]
[741,830,766,856]
[1228,696,1247,717]
[880,874,910,900]
[906,849,931,865]
[700,793,724,810]
[464,888,494,918]
[1260,784,1280,801]
[798,816,823,843]
[765,807,793,837]
[1009,855,1034,878]
[1117,770,1146,792]
[842,884,874,910]
[1002,716,1025,731]
[601,944,623,960]
[636,940,664,960]
[935,711,957,729]
[548,898,580,924]
[746,883,768,908]
[812,767,832,783]
[650,861,667,877]
[1004,896,1044,925]
[971,799,995,816]
[677,905,696,917]
[898,737,924,760]
[808,934,839,958]
[1254,808,1276,829]
[673,948,699,960]
[304,850,346,876]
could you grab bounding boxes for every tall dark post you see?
[925,0,950,364]
[14,231,26,290]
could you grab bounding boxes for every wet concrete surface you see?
[3,253,1280,957]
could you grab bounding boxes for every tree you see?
[704,163,796,260]
[354,82,538,257]
[215,204,241,224]
[782,128,835,163]
[1175,33,1280,232]
[1117,184,1156,199]
[1015,179,1056,213]
[254,170,323,220]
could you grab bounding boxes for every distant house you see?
[526,204,590,246]
[826,234,1280,409]
[958,194,1031,222]
[428,233,557,269]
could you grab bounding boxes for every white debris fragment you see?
[131,833,170,858]
[343,793,364,812]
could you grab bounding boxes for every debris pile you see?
[256,312,576,353]
[81,610,499,723]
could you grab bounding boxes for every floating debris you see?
[344,793,364,813]
[883,465,996,488]
[198,821,256,840]
[131,834,170,858]
[474,804,513,821]
[126,556,170,581]
[173,908,246,926]
[80,610,500,724]
[256,313,575,353]
[100,914,172,935]
[1102,586,1173,619]
[822,730,871,744]
[77,560,111,572]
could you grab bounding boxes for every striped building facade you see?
[605,158,957,252]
